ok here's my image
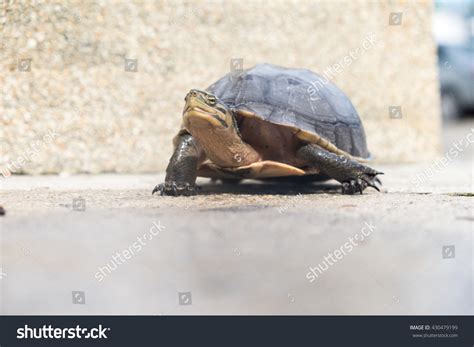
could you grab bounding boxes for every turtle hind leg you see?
[152,133,203,197]
[296,144,383,195]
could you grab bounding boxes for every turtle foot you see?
[341,173,383,195]
[296,145,384,196]
[152,182,198,197]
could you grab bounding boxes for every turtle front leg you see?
[153,133,203,196]
[297,144,383,194]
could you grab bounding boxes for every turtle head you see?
[183,89,236,130]
[181,89,260,167]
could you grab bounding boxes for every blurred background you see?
[434,0,473,121]
[0,0,472,175]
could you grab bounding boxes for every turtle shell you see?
[206,63,370,160]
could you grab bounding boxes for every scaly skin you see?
[152,133,202,196]
[297,144,383,194]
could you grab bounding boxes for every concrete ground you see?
[0,121,472,315]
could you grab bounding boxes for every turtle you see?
[153,63,383,196]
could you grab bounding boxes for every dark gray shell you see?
[206,63,369,158]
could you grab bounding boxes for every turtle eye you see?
[207,96,216,105]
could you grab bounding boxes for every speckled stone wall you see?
[0,0,440,174]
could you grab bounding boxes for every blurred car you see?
[433,3,473,120]
[437,44,474,120]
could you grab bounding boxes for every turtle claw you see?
[152,182,198,197]
[341,172,383,195]
[361,172,383,192]
[374,176,383,186]
[342,179,366,195]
